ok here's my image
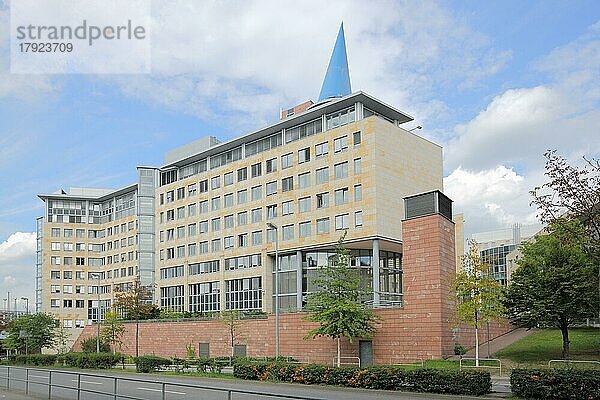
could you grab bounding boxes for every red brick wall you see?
[73,213,512,363]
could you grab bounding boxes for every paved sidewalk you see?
[465,328,537,357]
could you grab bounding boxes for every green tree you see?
[453,240,506,366]
[101,310,125,354]
[4,313,56,353]
[81,336,110,353]
[113,277,158,357]
[220,310,244,359]
[53,324,71,354]
[505,219,598,358]
[304,232,380,367]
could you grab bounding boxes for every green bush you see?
[454,343,466,355]
[511,368,600,400]
[135,355,172,373]
[14,354,57,366]
[63,352,122,369]
[233,362,491,395]
[81,337,110,353]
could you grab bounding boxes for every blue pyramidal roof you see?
[318,23,351,102]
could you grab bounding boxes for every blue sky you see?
[0,0,599,305]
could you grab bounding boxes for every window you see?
[285,118,322,143]
[316,192,329,208]
[317,218,329,233]
[167,228,174,241]
[251,208,262,223]
[335,214,349,230]
[224,236,234,249]
[188,203,196,217]
[238,211,248,226]
[224,214,234,229]
[177,246,185,258]
[282,177,293,192]
[224,172,234,186]
[298,147,310,164]
[281,153,293,169]
[160,265,184,279]
[326,106,356,130]
[189,281,220,313]
[211,197,221,211]
[316,167,329,184]
[334,135,348,153]
[199,179,209,193]
[237,167,248,182]
[199,241,209,254]
[267,204,278,219]
[50,299,60,308]
[335,188,349,205]
[355,211,363,227]
[251,185,262,201]
[299,221,312,238]
[298,172,311,189]
[282,200,294,216]
[76,229,85,238]
[266,158,277,173]
[354,158,362,175]
[238,234,248,247]
[315,141,329,157]
[199,200,208,213]
[298,196,311,213]
[188,243,197,256]
[211,218,221,232]
[188,223,197,236]
[353,131,361,146]
[267,228,276,243]
[51,228,60,237]
[188,183,197,196]
[252,231,262,245]
[177,206,185,219]
[266,181,277,196]
[334,162,348,179]
[189,260,219,275]
[177,187,185,200]
[51,242,60,251]
[51,256,61,265]
[51,270,61,279]
[177,226,185,239]
[211,176,221,189]
[225,277,262,311]
[166,191,174,203]
[64,257,73,266]
[251,162,262,178]
[51,285,61,293]
[282,224,294,241]
[237,189,247,204]
[64,229,73,237]
[199,220,208,233]
[224,193,234,208]
[354,185,363,201]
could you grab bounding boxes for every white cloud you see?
[0,232,36,310]
[110,0,509,131]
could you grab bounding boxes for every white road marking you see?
[71,379,103,385]
[29,375,48,379]
[137,387,186,395]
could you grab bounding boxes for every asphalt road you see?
[0,367,508,400]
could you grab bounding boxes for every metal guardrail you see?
[548,359,600,368]
[0,365,331,400]
[332,356,360,366]
[389,356,424,367]
[459,357,502,375]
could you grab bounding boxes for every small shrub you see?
[454,343,466,355]
[135,355,172,373]
[81,337,110,353]
[14,354,57,366]
[511,368,600,400]
[233,362,491,396]
[63,352,122,369]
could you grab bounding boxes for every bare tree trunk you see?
[474,310,480,367]
[337,337,341,367]
[560,322,570,359]
[135,320,139,358]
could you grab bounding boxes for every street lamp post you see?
[95,273,101,353]
[21,297,29,314]
[267,222,279,359]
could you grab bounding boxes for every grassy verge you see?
[495,328,600,365]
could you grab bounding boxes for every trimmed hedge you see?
[511,368,600,400]
[14,354,57,366]
[64,352,122,369]
[135,355,172,373]
[233,362,491,396]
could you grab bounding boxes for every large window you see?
[189,282,220,313]
[225,277,262,311]
[225,254,261,271]
[189,260,219,275]
[160,265,184,279]
[285,119,322,143]
[160,285,184,311]
[326,106,355,130]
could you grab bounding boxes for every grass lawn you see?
[495,328,600,364]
